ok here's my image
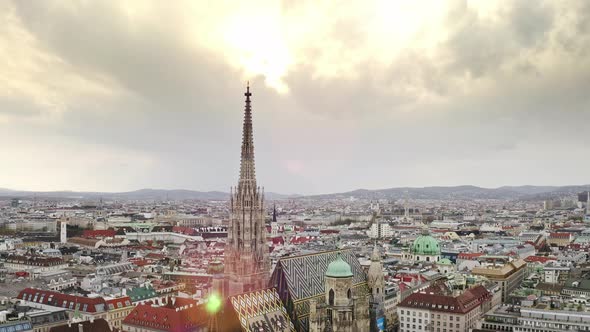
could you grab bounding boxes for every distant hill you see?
[0,188,298,201]
[307,185,590,201]
[1,185,588,202]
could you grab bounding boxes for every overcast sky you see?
[1,1,589,194]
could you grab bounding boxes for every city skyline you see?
[2,3,590,332]
[1,1,589,194]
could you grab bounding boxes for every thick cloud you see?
[0,0,589,194]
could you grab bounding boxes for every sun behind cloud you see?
[218,3,292,94]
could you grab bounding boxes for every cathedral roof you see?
[271,249,367,301]
[325,252,353,278]
[225,288,295,332]
[270,249,369,330]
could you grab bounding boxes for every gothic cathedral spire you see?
[224,83,270,297]
[239,82,256,184]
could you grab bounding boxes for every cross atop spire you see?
[245,81,252,101]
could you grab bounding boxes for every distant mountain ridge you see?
[0,188,297,201]
[1,185,588,201]
[307,185,590,200]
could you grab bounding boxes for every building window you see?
[329,289,334,306]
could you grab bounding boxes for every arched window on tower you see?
[329,289,335,306]
[347,289,351,299]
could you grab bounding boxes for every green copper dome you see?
[438,258,452,265]
[325,252,353,278]
[411,235,440,255]
[207,260,224,274]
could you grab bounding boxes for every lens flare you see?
[206,293,222,314]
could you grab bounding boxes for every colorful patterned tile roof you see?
[227,288,295,332]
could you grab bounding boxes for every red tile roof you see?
[457,253,485,260]
[146,253,166,260]
[123,299,207,332]
[524,256,556,263]
[83,230,117,238]
[550,232,572,238]
[290,236,314,244]
[5,255,65,266]
[129,258,151,266]
[49,318,111,332]
[106,296,132,311]
[17,288,107,313]
[270,236,285,245]
[172,226,196,236]
[399,285,491,314]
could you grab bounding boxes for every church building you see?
[219,85,383,332]
[403,232,441,263]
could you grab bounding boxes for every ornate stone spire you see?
[224,83,270,297]
[239,82,256,184]
[371,241,380,262]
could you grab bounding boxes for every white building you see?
[60,220,67,244]
[397,284,492,332]
[514,307,590,332]
[369,222,393,239]
[543,262,571,284]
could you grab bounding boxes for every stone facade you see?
[308,254,370,332]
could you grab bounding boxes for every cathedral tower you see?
[367,243,385,331]
[224,83,270,297]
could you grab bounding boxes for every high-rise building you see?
[369,222,393,239]
[224,84,270,297]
